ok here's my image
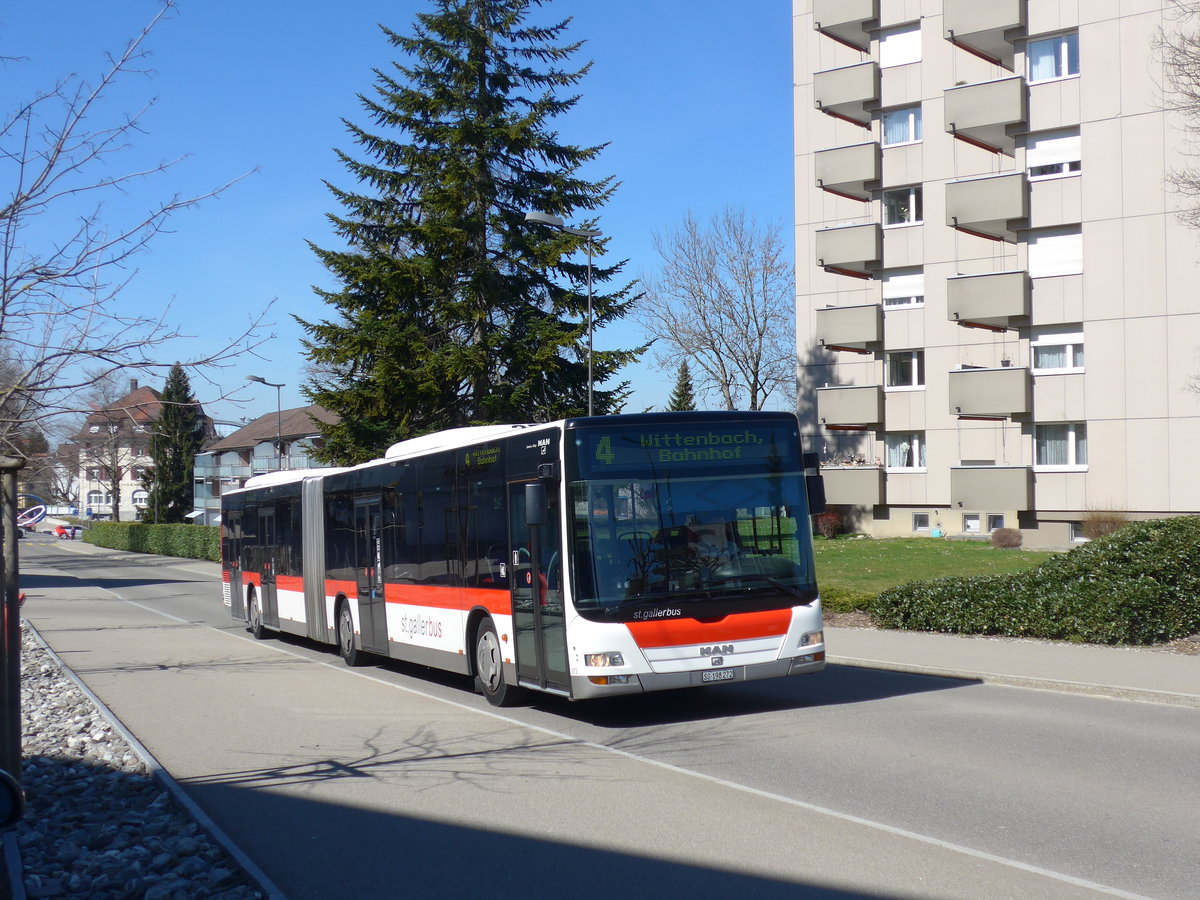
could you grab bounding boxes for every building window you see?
[1031,327,1084,374]
[886,432,926,470]
[880,23,921,68]
[1027,128,1081,180]
[882,268,924,308]
[881,105,922,146]
[987,514,1005,532]
[1028,32,1079,83]
[883,186,922,226]
[132,490,149,506]
[1070,521,1087,542]
[1035,423,1088,469]
[1028,227,1083,277]
[963,514,981,534]
[886,350,925,389]
[912,512,930,532]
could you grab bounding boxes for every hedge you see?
[83,522,220,562]
[868,516,1200,645]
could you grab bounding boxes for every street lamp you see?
[245,375,285,471]
[524,210,601,417]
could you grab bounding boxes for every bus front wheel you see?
[337,601,365,667]
[474,620,518,707]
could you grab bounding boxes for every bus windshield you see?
[567,419,818,622]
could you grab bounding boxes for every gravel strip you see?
[12,621,268,900]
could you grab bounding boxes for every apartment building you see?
[794,0,1200,546]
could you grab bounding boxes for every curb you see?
[830,655,1200,709]
[22,623,288,900]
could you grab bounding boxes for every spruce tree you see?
[299,0,639,465]
[666,360,697,411]
[145,364,203,523]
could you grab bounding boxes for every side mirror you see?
[802,452,826,516]
[524,482,547,527]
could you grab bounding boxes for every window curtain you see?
[1037,425,1068,465]
[1028,38,1059,81]
[1034,345,1067,369]
[883,107,920,145]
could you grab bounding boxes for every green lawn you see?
[814,538,1058,603]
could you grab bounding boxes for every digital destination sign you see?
[575,423,800,477]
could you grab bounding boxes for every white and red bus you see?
[221,411,827,704]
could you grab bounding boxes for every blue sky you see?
[3,0,795,427]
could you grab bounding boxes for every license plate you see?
[701,668,736,683]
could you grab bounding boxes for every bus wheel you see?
[474,619,518,707]
[247,590,264,640]
[337,601,364,667]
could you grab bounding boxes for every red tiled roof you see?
[206,405,339,452]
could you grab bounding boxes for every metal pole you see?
[275,386,282,471]
[0,456,25,788]
[586,237,594,418]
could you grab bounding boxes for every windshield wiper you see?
[700,573,809,600]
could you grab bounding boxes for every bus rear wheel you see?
[337,601,365,667]
[474,619,518,707]
[247,590,264,640]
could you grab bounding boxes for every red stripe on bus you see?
[383,583,512,616]
[626,608,792,648]
[276,575,304,593]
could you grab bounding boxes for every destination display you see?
[574,422,800,477]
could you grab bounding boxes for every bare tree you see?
[1159,2,1200,227]
[0,0,271,458]
[637,207,796,411]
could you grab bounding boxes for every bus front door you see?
[509,482,569,694]
[258,509,278,627]
[355,499,388,653]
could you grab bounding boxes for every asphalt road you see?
[17,537,1200,899]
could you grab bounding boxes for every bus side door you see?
[258,508,279,627]
[355,498,388,653]
[508,481,568,693]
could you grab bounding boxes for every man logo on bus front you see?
[701,644,733,657]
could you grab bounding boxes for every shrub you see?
[819,585,876,614]
[814,509,844,539]
[990,527,1022,549]
[1082,508,1128,540]
[83,522,220,562]
[869,516,1200,645]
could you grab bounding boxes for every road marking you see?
[103,589,1154,900]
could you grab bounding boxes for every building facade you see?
[192,405,338,525]
[795,0,1200,546]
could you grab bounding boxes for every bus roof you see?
[383,423,537,460]
[238,467,347,491]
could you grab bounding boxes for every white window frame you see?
[962,514,981,534]
[987,514,1005,533]
[1031,327,1085,374]
[880,23,922,68]
[885,432,927,472]
[1035,422,1088,471]
[881,105,922,147]
[912,512,931,533]
[1028,227,1083,278]
[1027,32,1079,84]
[881,268,924,308]
[1027,128,1081,181]
[882,185,923,227]
[886,349,926,390]
[1070,521,1088,542]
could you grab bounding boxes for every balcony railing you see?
[945,172,1028,242]
[820,466,885,506]
[193,463,253,479]
[815,222,881,277]
[943,76,1027,155]
[947,270,1030,330]
[812,0,878,52]
[814,142,880,201]
[951,465,1032,511]
[813,61,879,127]
[948,366,1031,419]
[943,0,1026,70]
[815,303,882,353]
[817,385,884,429]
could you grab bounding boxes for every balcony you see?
[945,172,1028,242]
[943,76,1027,155]
[951,465,1032,511]
[814,142,880,201]
[943,0,1027,70]
[815,303,882,353]
[948,366,1031,419]
[947,270,1030,330]
[815,222,881,278]
[812,0,878,52]
[821,466,885,506]
[814,62,880,128]
[194,463,253,479]
[817,385,883,429]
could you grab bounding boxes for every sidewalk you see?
[827,625,1200,708]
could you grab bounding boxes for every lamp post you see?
[524,211,601,417]
[245,376,285,471]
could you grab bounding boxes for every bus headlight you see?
[799,630,824,647]
[584,652,625,667]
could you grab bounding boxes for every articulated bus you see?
[221,411,827,704]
